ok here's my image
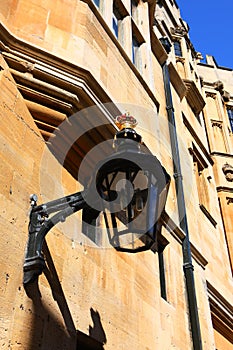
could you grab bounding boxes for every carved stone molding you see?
[207,282,233,344]
[213,80,230,102]
[199,204,217,228]
[206,91,216,99]
[222,90,231,102]
[176,56,185,64]
[171,26,187,37]
[214,80,224,91]
[211,120,223,129]
[226,197,233,205]
[222,163,233,182]
[195,52,203,60]
[0,22,122,183]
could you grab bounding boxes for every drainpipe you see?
[160,39,202,350]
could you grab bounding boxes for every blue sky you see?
[177,0,233,68]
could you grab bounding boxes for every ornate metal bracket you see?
[23,191,88,285]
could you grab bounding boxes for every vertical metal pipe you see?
[162,62,203,350]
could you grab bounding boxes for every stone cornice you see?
[150,30,168,65]
[168,62,186,99]
[183,79,206,115]
[0,22,122,183]
[207,281,233,344]
[162,212,208,269]
[211,152,233,159]
[0,21,159,111]
[217,187,233,193]
[199,204,217,227]
[170,25,187,38]
[0,23,116,115]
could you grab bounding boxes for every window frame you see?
[157,234,169,301]
[112,6,120,38]
[112,0,128,44]
[227,106,233,132]
[174,40,182,57]
[158,244,167,300]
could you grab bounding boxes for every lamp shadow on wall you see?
[24,241,106,350]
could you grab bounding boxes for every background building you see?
[0,0,232,349]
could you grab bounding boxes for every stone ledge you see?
[183,79,206,115]
[162,211,208,269]
[168,62,186,99]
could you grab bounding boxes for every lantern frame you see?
[90,129,170,253]
[23,117,170,285]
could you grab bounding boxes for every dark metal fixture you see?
[91,115,170,252]
[23,114,170,284]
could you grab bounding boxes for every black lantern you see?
[84,114,170,252]
[23,114,170,284]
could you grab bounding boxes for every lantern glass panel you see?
[101,167,161,252]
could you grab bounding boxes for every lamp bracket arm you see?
[23,190,87,285]
[30,190,86,216]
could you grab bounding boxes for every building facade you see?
[0,0,232,349]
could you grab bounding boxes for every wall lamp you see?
[23,114,170,285]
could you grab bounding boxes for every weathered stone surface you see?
[0,1,232,349]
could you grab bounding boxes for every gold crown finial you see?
[115,113,137,130]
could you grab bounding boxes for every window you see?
[93,0,100,8]
[112,9,119,38]
[227,107,233,132]
[158,244,167,300]
[132,35,140,66]
[111,0,144,71]
[158,235,169,301]
[174,40,182,57]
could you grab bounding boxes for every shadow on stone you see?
[24,241,106,350]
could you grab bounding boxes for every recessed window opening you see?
[112,2,124,41]
[132,35,140,65]
[227,107,233,132]
[158,236,169,301]
[93,0,100,8]
[174,40,182,57]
